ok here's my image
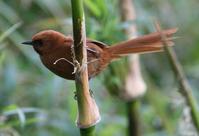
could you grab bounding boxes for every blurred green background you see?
[0,0,199,135]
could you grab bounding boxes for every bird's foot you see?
[72,60,80,74]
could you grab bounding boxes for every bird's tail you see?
[108,28,178,58]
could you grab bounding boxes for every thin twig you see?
[154,21,199,132]
[53,58,74,66]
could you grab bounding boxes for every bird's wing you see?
[86,39,108,58]
[86,39,108,49]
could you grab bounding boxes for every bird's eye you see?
[33,40,43,47]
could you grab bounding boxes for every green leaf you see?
[3,104,18,111]
[0,51,6,67]
[84,0,101,17]
[0,22,22,43]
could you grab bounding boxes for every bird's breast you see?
[40,52,75,80]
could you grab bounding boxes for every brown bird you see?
[22,28,177,80]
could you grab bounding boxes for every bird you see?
[22,28,177,80]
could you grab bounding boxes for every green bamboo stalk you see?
[155,22,199,132]
[70,0,100,135]
[119,0,145,135]
[80,126,95,136]
[126,100,141,136]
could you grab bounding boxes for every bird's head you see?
[22,30,73,55]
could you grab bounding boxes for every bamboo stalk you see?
[155,22,199,132]
[126,100,141,136]
[70,0,100,135]
[80,126,95,136]
[119,0,146,135]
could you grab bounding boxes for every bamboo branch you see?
[155,22,199,132]
[70,0,100,135]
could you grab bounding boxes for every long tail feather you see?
[108,28,178,58]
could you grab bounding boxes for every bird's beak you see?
[21,41,34,46]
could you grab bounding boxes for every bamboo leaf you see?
[84,0,101,17]
[0,22,22,43]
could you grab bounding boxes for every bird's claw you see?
[72,67,77,74]
[72,60,80,74]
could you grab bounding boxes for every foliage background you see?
[0,0,199,135]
